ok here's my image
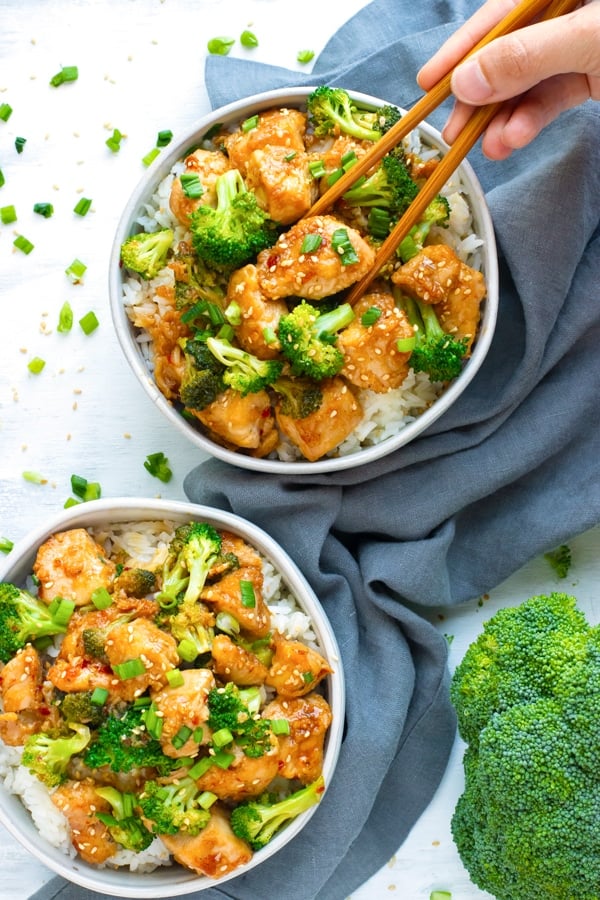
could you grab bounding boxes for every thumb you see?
[450,6,600,104]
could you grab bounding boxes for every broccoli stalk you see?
[120,228,174,280]
[277,301,355,380]
[399,293,468,383]
[205,336,283,396]
[271,376,323,419]
[342,152,419,217]
[138,775,211,836]
[397,196,451,262]
[230,776,325,850]
[0,583,70,663]
[21,722,91,788]
[94,787,153,853]
[190,169,278,271]
[307,86,400,141]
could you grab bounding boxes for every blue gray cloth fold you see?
[32,0,600,899]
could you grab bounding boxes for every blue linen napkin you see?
[31,1,600,899]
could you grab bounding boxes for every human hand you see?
[417,0,600,159]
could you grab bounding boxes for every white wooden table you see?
[1,2,597,897]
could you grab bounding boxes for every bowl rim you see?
[109,85,499,474]
[0,497,345,897]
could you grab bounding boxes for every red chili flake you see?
[266,253,279,269]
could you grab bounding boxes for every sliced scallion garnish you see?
[79,310,99,335]
[113,657,146,680]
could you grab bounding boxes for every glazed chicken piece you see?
[150,668,215,758]
[104,617,180,700]
[195,736,280,802]
[159,803,252,877]
[262,693,332,784]
[221,107,308,174]
[211,634,269,686]
[33,528,116,606]
[192,388,278,456]
[0,644,54,746]
[226,265,287,360]
[275,376,362,462]
[265,635,332,699]
[169,148,231,225]
[244,145,317,224]
[338,291,415,392]
[255,215,376,302]
[51,778,117,865]
[201,565,270,639]
[311,134,373,178]
[129,282,190,401]
[391,243,486,351]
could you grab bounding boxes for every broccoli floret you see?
[120,228,174,280]
[207,683,272,758]
[397,196,451,261]
[59,691,108,728]
[277,301,355,381]
[21,722,91,788]
[158,521,222,607]
[0,582,69,663]
[83,704,177,775]
[138,775,211,836]
[172,248,227,310]
[189,169,279,271]
[271,376,323,419]
[450,593,600,899]
[94,787,153,853]
[342,152,419,218]
[205,336,283,396]
[81,610,138,665]
[168,598,215,663]
[179,342,226,412]
[399,292,468,383]
[230,776,325,850]
[544,544,572,579]
[307,86,398,142]
[113,567,157,598]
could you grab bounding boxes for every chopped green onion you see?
[240,30,258,48]
[65,258,87,281]
[270,718,291,735]
[178,639,200,663]
[79,310,99,335]
[106,128,124,152]
[300,234,322,255]
[171,725,193,750]
[224,300,242,326]
[14,234,34,254]
[48,596,75,626]
[15,136,26,154]
[90,687,109,706]
[361,307,382,327]
[188,756,214,779]
[0,537,14,554]
[283,151,297,161]
[367,207,391,239]
[180,172,203,199]
[143,451,173,483]
[91,587,112,610]
[262,326,277,345]
[309,159,326,179]
[326,167,344,187]
[63,497,80,509]
[216,323,235,342]
[198,791,218,810]
[193,726,205,742]
[113,657,146,680]
[331,227,359,265]
[133,696,151,708]
[212,749,235,769]
[70,473,101,501]
[156,129,173,147]
[142,147,160,167]
[212,727,233,749]
[297,49,315,64]
[27,357,46,374]
[57,301,74,333]
[84,482,101,500]
[166,669,185,688]
[33,202,54,218]
[144,702,163,739]
[396,335,417,353]
[22,470,46,484]
[1,205,17,224]
[241,115,259,133]
[430,893,452,900]
[240,580,256,608]
[0,103,13,122]
[49,65,78,87]
[0,169,5,188]
[73,196,92,216]
[302,671,315,684]
[207,36,235,56]
[341,150,358,169]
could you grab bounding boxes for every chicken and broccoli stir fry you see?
[121,87,487,462]
[0,522,333,877]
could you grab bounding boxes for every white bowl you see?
[0,498,344,898]
[109,86,498,473]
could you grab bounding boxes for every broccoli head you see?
[0,582,69,663]
[83,703,177,775]
[277,301,355,381]
[158,521,222,608]
[207,683,272,758]
[21,722,91,788]
[307,86,398,142]
[112,567,157,598]
[168,597,215,663]
[120,228,174,280]
[189,169,279,271]
[397,195,451,262]
[94,787,153,853]
[342,151,419,217]
[59,691,108,728]
[230,776,325,850]
[271,376,323,419]
[171,247,227,310]
[205,336,283,396]
[398,292,468,383]
[544,544,573,579]
[179,339,226,412]
[138,775,211,836]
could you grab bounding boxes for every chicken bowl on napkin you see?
[110,86,498,473]
[0,498,343,898]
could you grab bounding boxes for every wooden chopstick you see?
[305,0,580,303]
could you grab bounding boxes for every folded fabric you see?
[33,1,600,899]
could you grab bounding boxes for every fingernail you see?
[452,58,493,103]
